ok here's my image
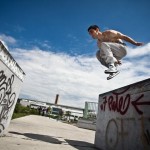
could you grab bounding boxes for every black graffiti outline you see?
[0,70,16,131]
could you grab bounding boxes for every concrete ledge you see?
[77,119,96,131]
[95,78,150,150]
[0,41,25,136]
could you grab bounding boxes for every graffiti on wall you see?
[97,80,150,149]
[105,116,150,150]
[100,86,150,115]
[0,70,16,133]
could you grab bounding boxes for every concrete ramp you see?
[95,78,150,150]
[0,41,25,136]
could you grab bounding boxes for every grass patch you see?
[12,103,39,119]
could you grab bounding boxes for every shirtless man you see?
[87,25,143,74]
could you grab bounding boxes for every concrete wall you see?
[95,78,150,150]
[0,41,25,136]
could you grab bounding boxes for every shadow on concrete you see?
[65,139,100,150]
[9,131,62,144]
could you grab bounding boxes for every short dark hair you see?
[87,25,100,32]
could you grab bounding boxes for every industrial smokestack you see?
[54,94,59,105]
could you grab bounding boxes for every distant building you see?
[18,98,84,119]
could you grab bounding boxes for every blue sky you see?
[0,0,150,107]
[1,0,150,54]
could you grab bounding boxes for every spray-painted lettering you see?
[100,86,150,115]
[0,70,16,132]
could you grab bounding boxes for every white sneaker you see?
[107,71,120,80]
[105,64,118,74]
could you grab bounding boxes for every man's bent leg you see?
[100,42,118,64]
[96,50,108,67]
[107,42,127,60]
[99,42,118,73]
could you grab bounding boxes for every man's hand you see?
[135,42,144,46]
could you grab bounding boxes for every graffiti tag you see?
[100,86,150,115]
[0,70,16,132]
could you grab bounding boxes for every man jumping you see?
[87,25,143,79]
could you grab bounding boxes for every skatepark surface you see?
[0,115,98,150]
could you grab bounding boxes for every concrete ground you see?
[0,115,98,150]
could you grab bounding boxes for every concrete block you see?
[77,118,96,130]
[0,41,25,136]
[95,78,150,150]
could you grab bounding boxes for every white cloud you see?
[0,34,17,45]
[10,43,150,108]
[127,43,150,58]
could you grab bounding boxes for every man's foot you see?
[105,64,118,74]
[107,71,120,80]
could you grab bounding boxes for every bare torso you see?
[97,30,124,46]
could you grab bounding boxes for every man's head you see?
[87,25,100,39]
[87,25,100,32]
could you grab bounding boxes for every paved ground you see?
[0,115,98,150]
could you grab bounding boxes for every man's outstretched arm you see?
[117,32,144,46]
